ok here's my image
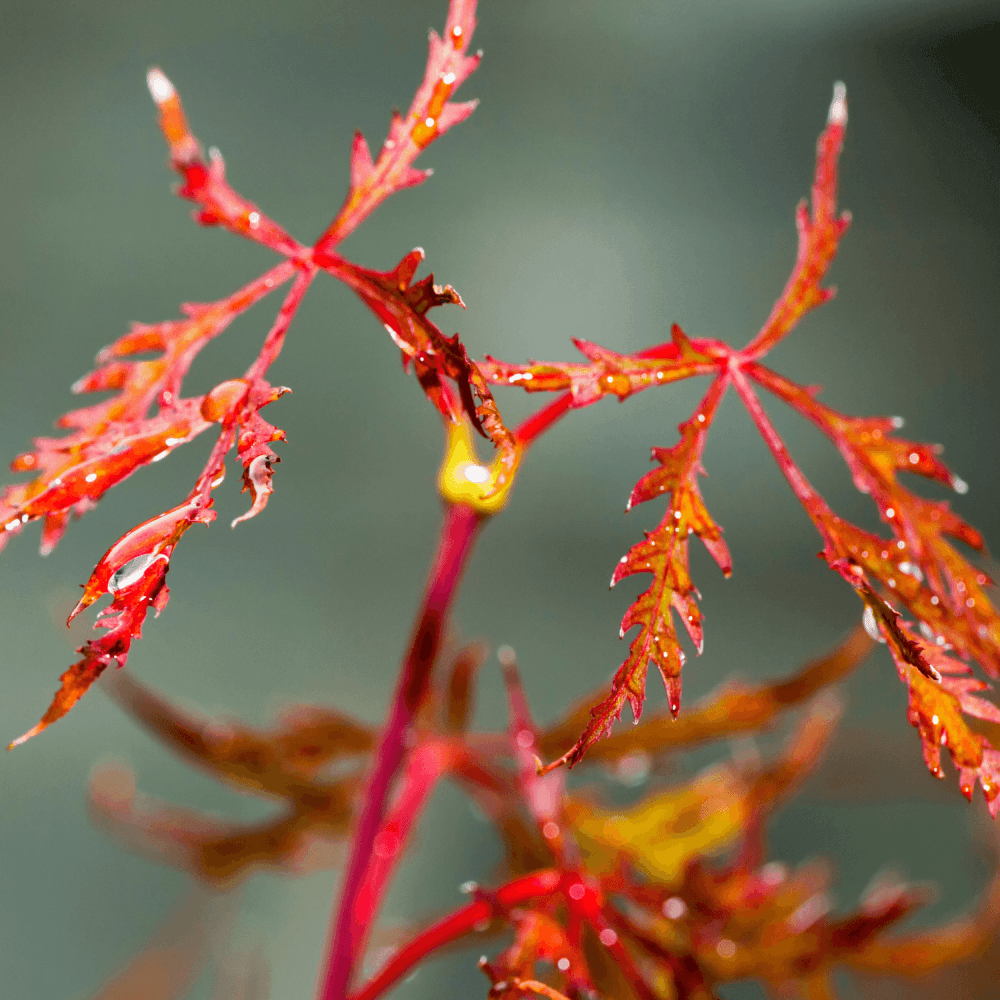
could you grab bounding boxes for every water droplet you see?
[108,553,165,593]
[932,714,939,725]
[146,68,176,103]
[909,452,919,464]
[952,476,969,495]
[247,211,260,228]
[459,880,478,894]
[898,562,923,582]
[930,595,939,605]
[599,929,618,947]
[885,507,895,519]
[442,71,456,85]
[716,939,736,959]
[557,957,570,972]
[151,450,170,462]
[891,416,905,429]
[85,472,98,483]
[897,540,906,549]
[568,883,585,901]
[461,463,489,484]
[602,372,631,398]
[662,896,687,920]
[862,606,886,643]
[542,821,560,839]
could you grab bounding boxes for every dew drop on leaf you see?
[108,553,163,593]
[862,606,886,643]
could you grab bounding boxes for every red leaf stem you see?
[729,362,826,516]
[318,502,482,1000]
[513,393,574,447]
[347,870,561,1000]
[352,741,454,960]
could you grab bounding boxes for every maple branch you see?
[318,502,482,1000]
[347,870,561,1000]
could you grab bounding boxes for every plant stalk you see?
[317,501,481,1000]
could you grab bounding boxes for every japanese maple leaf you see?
[560,378,731,767]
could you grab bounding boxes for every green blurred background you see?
[1,0,998,997]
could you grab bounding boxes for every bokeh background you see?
[1,0,998,996]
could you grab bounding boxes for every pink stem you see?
[353,742,452,943]
[317,502,481,1000]
[245,264,318,381]
[347,870,561,1000]
[515,392,573,446]
[729,361,826,514]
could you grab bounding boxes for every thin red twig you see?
[317,502,482,1000]
[347,870,561,1000]
[352,742,453,953]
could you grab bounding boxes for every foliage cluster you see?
[5,2,1000,998]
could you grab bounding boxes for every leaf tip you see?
[828,82,848,126]
[146,67,175,105]
[7,724,44,750]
